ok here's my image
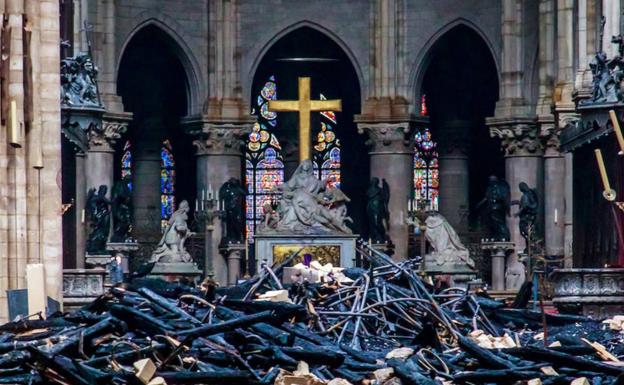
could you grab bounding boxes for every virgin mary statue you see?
[424,213,475,269]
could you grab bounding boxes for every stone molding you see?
[357,121,425,153]
[88,119,128,149]
[188,122,253,156]
[487,117,543,156]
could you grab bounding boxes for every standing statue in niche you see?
[476,176,511,241]
[60,53,101,107]
[267,159,353,234]
[111,178,133,242]
[366,177,390,242]
[512,182,539,250]
[86,185,111,254]
[219,178,246,242]
[150,200,194,263]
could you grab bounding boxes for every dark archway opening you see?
[421,25,501,229]
[117,25,196,248]
[250,27,366,235]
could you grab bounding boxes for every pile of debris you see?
[2,247,624,385]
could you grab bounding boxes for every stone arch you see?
[117,17,205,116]
[409,18,500,108]
[247,20,365,104]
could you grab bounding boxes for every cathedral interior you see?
[4,1,624,383]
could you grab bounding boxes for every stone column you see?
[75,152,86,267]
[489,119,544,255]
[132,118,162,245]
[186,117,253,284]
[85,116,128,244]
[437,120,471,233]
[357,121,418,260]
[541,125,565,257]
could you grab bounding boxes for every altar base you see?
[149,262,202,283]
[254,234,359,270]
[552,268,624,318]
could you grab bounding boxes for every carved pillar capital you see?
[184,115,254,156]
[356,117,426,154]
[487,117,543,157]
[88,114,130,151]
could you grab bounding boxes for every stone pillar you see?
[541,126,565,257]
[437,120,471,233]
[85,117,128,241]
[75,152,86,268]
[489,119,544,255]
[132,118,162,245]
[186,118,252,284]
[357,122,418,260]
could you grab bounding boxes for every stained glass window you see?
[313,94,341,189]
[414,95,438,210]
[161,140,176,231]
[246,76,284,242]
[121,140,133,190]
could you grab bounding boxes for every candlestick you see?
[9,100,21,148]
[609,109,624,154]
[595,149,616,201]
[554,208,558,224]
[245,238,249,262]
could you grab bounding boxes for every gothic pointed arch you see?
[117,19,204,116]
[247,26,365,240]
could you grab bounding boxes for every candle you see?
[202,189,205,201]
[195,199,198,211]
[245,238,249,262]
[609,109,624,154]
[408,199,412,212]
[81,209,85,223]
[208,184,213,199]
[554,209,558,224]
[9,100,20,148]
[595,149,612,192]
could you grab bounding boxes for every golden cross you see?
[268,77,341,162]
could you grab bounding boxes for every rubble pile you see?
[2,247,624,384]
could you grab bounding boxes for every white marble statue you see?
[261,159,352,234]
[150,200,194,263]
[425,213,475,270]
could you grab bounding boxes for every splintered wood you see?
[0,246,623,384]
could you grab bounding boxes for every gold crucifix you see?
[268,77,341,161]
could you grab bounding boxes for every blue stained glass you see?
[160,141,176,231]
[413,122,439,209]
[246,75,284,242]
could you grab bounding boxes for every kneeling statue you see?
[425,213,475,270]
[150,200,194,263]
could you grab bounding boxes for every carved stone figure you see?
[366,177,390,242]
[263,159,353,235]
[60,53,101,107]
[111,178,132,242]
[513,182,539,249]
[477,176,511,241]
[505,253,526,290]
[258,201,279,232]
[583,17,624,104]
[150,200,194,263]
[219,178,246,242]
[425,213,475,270]
[86,185,111,254]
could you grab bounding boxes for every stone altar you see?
[255,159,358,269]
[254,234,358,270]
